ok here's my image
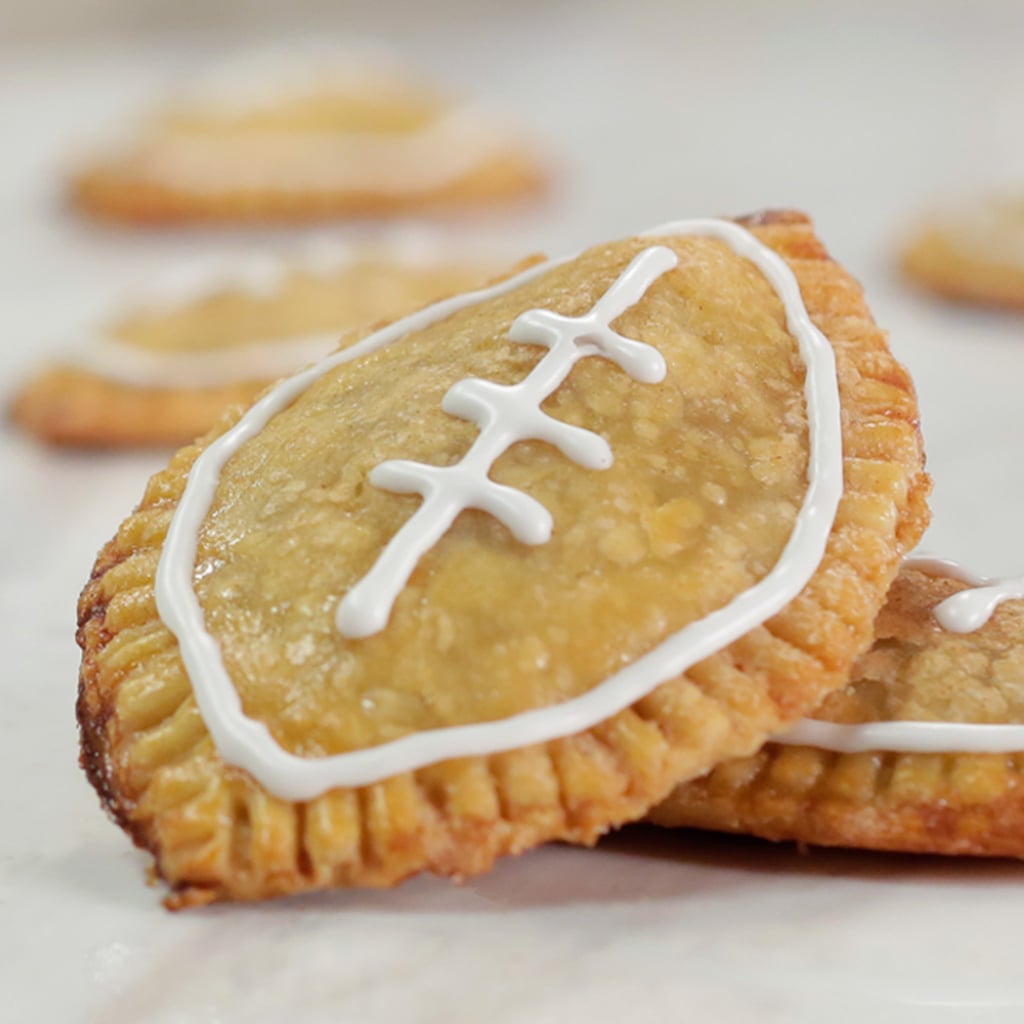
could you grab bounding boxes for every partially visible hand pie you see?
[77,211,929,905]
[648,562,1024,856]
[902,193,1024,310]
[10,240,499,447]
[68,50,547,224]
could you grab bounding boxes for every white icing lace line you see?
[155,219,844,800]
[897,553,1024,633]
[774,553,1024,754]
[774,719,1024,754]
[336,246,677,639]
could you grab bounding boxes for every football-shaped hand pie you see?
[77,212,929,904]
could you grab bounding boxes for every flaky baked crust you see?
[77,211,929,905]
[648,568,1024,856]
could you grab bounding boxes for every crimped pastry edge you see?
[648,743,1024,858]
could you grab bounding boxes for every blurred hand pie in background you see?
[10,235,510,446]
[67,45,550,225]
[902,192,1024,311]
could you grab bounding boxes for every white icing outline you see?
[774,718,1024,754]
[336,246,677,639]
[935,581,1024,634]
[155,219,844,800]
[774,553,1024,754]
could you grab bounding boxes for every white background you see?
[2,2,1023,1021]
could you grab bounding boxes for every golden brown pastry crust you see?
[648,568,1024,857]
[76,211,930,905]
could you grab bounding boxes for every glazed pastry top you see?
[171,234,815,760]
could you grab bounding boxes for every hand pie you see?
[10,240,499,447]
[68,50,547,224]
[902,192,1024,310]
[77,211,929,905]
[648,561,1024,856]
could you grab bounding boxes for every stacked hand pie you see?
[81,210,1024,911]
[648,563,1024,855]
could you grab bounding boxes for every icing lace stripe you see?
[336,245,677,639]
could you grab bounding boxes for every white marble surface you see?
[2,3,1024,1021]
